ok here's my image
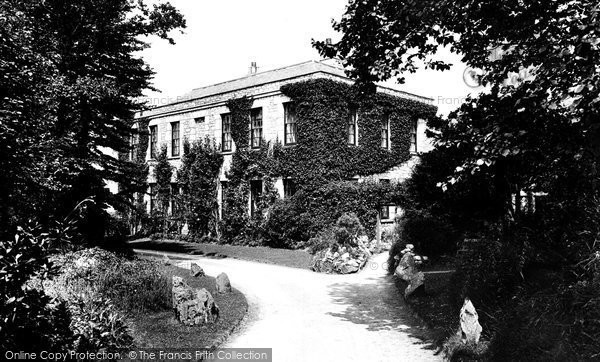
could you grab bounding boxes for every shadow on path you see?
[327,274,439,351]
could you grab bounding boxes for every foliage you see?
[394,210,457,258]
[68,296,133,353]
[319,1,600,358]
[0,0,185,241]
[177,137,223,238]
[0,226,73,352]
[153,144,173,235]
[279,79,435,189]
[49,248,171,314]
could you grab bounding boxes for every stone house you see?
[134,60,434,224]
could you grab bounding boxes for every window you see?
[410,120,418,153]
[250,108,263,149]
[149,184,156,212]
[284,103,297,145]
[380,205,390,220]
[250,180,263,217]
[194,116,205,123]
[170,184,179,215]
[130,132,139,161]
[381,116,390,149]
[222,114,232,152]
[149,125,158,159]
[171,122,180,157]
[347,109,358,145]
[283,179,296,198]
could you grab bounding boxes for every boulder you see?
[216,272,232,293]
[459,298,482,344]
[190,263,205,277]
[162,254,171,266]
[172,276,219,326]
[395,252,425,298]
[404,271,425,298]
[395,252,416,280]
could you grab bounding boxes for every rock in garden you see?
[404,271,425,298]
[216,272,232,293]
[162,254,171,265]
[172,276,219,326]
[190,262,205,277]
[459,298,482,344]
[395,252,425,297]
[395,252,416,280]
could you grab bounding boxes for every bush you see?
[49,248,171,314]
[395,209,458,258]
[69,296,133,352]
[0,226,74,352]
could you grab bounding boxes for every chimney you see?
[249,61,258,75]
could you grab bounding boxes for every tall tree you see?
[0,0,186,239]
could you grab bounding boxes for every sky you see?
[140,0,478,115]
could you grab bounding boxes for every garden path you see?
[153,251,441,361]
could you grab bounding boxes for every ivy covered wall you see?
[219,78,436,244]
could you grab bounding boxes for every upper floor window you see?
[194,116,205,123]
[130,132,139,161]
[250,108,263,149]
[284,103,297,145]
[149,125,158,159]
[348,109,358,145]
[381,116,390,150]
[410,120,418,153]
[222,114,232,152]
[171,121,180,157]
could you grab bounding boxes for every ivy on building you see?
[219,78,436,245]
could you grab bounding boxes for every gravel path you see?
[165,252,442,361]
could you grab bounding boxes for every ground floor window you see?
[149,184,156,212]
[380,205,390,220]
[220,181,228,217]
[283,179,296,198]
[250,180,263,217]
[170,184,179,215]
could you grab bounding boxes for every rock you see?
[395,252,416,280]
[216,272,232,293]
[459,298,482,344]
[395,252,425,298]
[162,254,171,265]
[172,276,219,326]
[190,263,205,277]
[404,271,425,298]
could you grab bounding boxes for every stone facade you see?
[136,61,433,218]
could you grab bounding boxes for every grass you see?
[129,263,248,349]
[129,238,313,269]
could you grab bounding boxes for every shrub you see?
[395,209,458,258]
[69,296,133,353]
[50,248,171,314]
[0,226,74,352]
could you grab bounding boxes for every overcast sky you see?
[141,0,477,115]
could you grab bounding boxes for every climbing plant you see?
[177,136,223,239]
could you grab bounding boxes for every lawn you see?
[129,238,313,269]
[130,263,248,349]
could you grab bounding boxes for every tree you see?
[315,0,600,259]
[0,0,186,240]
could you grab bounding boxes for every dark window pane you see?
[284,103,297,145]
[250,180,263,217]
[283,179,296,198]
[171,122,180,157]
[150,125,158,159]
[250,108,263,149]
[222,114,232,152]
[348,110,357,145]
